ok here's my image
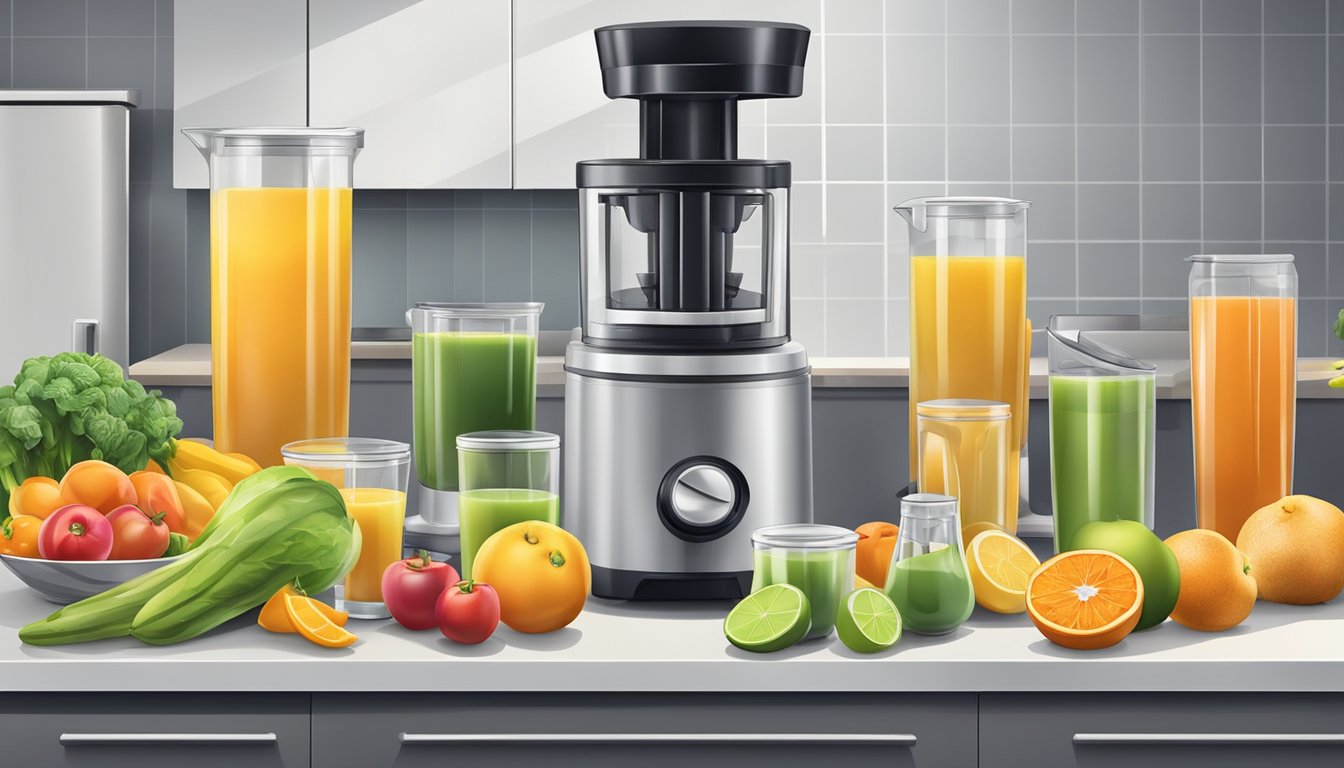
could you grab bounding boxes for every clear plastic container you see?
[406,302,543,527]
[884,493,974,635]
[456,430,560,577]
[1188,254,1297,541]
[916,399,1013,534]
[894,197,1031,510]
[1048,318,1157,553]
[750,524,858,641]
[281,437,410,620]
[183,127,363,467]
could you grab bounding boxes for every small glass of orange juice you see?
[281,438,410,619]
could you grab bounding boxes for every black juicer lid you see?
[579,20,810,186]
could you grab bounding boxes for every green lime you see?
[724,584,811,653]
[835,588,902,653]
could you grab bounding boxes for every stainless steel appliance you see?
[565,21,814,600]
[0,90,138,373]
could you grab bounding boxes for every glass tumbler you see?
[456,430,560,577]
[281,437,410,620]
[884,493,975,635]
[916,399,1013,534]
[750,524,858,641]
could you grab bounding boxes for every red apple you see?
[436,579,501,644]
[381,549,459,630]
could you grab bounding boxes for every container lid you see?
[894,196,1030,232]
[182,126,364,150]
[281,437,410,467]
[565,340,809,379]
[1187,253,1294,264]
[915,399,1011,420]
[0,89,139,107]
[900,493,958,519]
[456,430,560,452]
[408,301,543,319]
[1047,316,1156,377]
[751,523,858,550]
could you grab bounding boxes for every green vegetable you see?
[164,532,190,557]
[18,466,359,646]
[0,352,182,510]
[1335,309,1344,341]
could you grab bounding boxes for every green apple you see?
[1070,520,1180,630]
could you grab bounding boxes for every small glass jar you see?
[456,430,560,577]
[916,399,1013,534]
[750,524,859,641]
[884,493,975,635]
[281,437,411,620]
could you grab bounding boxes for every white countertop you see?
[126,343,1344,398]
[2,568,1342,693]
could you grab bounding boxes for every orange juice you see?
[909,255,1028,508]
[1190,296,1296,541]
[339,487,407,603]
[211,187,352,466]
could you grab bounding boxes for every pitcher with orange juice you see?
[1189,254,1297,541]
[895,197,1031,527]
[183,127,363,467]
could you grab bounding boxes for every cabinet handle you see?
[401,733,916,746]
[1074,733,1344,746]
[61,733,278,745]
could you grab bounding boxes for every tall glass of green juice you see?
[456,430,560,576]
[408,303,541,527]
[750,524,858,640]
[1047,321,1157,553]
[884,493,974,635]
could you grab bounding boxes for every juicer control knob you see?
[657,457,749,543]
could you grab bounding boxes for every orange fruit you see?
[259,585,349,633]
[1165,529,1257,632]
[59,460,137,515]
[283,592,357,648]
[8,477,65,520]
[1236,495,1344,605]
[472,521,590,634]
[1026,550,1144,650]
[855,521,899,586]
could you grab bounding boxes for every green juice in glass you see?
[459,488,559,576]
[412,332,537,491]
[883,545,974,635]
[751,548,854,640]
[1049,374,1155,552]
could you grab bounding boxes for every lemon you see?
[962,520,1008,551]
[967,529,1039,614]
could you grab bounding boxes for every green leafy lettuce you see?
[0,352,182,508]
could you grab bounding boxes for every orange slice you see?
[283,592,357,648]
[1026,549,1144,650]
[258,585,349,633]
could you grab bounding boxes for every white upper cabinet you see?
[309,0,512,189]
[513,0,820,189]
[173,0,307,189]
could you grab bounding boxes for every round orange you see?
[59,460,136,515]
[472,520,590,634]
[8,477,65,520]
[1026,549,1144,651]
[855,521,899,587]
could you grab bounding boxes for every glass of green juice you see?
[407,302,542,528]
[884,493,975,635]
[1047,319,1157,553]
[456,430,560,577]
[750,524,859,641]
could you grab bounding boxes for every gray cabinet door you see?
[981,693,1344,768]
[313,692,975,767]
[309,0,512,188]
[0,693,310,768]
[173,0,308,188]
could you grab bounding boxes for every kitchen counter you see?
[2,567,1342,694]
[126,343,1344,399]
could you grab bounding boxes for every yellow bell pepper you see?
[172,480,216,541]
[174,468,232,511]
[168,440,259,485]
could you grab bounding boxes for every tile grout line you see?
[1074,0,1080,311]
[880,0,889,355]
[1137,0,1145,314]
[1327,0,1333,353]
[818,0,826,353]
[1261,0,1267,254]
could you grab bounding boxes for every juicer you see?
[565,20,814,600]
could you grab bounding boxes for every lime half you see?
[724,584,811,653]
[835,588,902,653]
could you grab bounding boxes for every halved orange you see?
[282,592,358,648]
[1026,549,1144,650]
[258,585,349,633]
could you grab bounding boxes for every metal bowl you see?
[0,553,185,604]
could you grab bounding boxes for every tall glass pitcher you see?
[1189,254,1297,542]
[183,127,363,467]
[894,197,1031,517]
[1047,318,1156,553]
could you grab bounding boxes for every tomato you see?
[8,477,64,520]
[1,515,43,558]
[472,521,590,634]
[106,504,170,560]
[60,460,136,515]
[381,550,460,630]
[38,504,114,561]
[128,471,187,533]
[435,579,500,644]
[855,521,900,587]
